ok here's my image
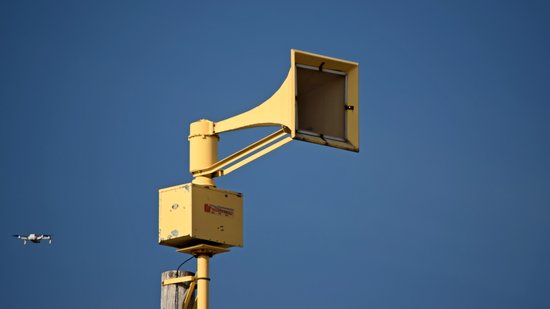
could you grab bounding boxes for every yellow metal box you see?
[159,183,243,248]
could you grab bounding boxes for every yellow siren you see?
[215,49,359,151]
[188,49,359,184]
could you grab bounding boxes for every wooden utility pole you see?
[161,270,195,309]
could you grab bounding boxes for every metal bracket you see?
[191,127,293,178]
[162,275,196,286]
[176,244,230,257]
[185,279,197,309]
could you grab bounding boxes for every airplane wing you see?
[12,235,27,240]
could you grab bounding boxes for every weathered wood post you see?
[161,270,195,309]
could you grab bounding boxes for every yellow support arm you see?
[192,127,293,179]
[188,49,359,186]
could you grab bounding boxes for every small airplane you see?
[13,234,52,245]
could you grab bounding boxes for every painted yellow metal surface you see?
[184,279,196,309]
[196,255,209,309]
[176,243,230,256]
[191,128,292,178]
[213,49,359,151]
[187,49,359,182]
[158,184,243,248]
[162,276,195,286]
[188,119,218,186]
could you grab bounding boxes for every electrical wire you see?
[176,256,195,276]
[174,256,195,308]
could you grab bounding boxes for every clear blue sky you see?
[1,1,549,308]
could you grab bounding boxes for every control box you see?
[159,183,243,248]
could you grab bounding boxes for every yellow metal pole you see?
[196,255,210,309]
[188,119,218,186]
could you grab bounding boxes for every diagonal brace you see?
[192,127,292,178]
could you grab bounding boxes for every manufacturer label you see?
[204,203,234,217]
